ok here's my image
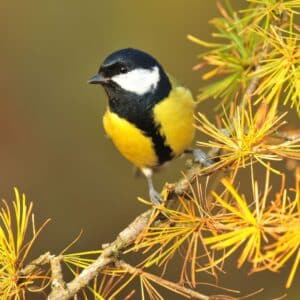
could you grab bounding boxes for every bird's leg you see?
[187,130,231,165]
[185,149,214,167]
[141,168,162,205]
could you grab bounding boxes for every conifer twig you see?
[19,252,52,277]
[243,11,289,105]
[116,260,236,300]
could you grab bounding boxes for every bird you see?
[88,48,210,204]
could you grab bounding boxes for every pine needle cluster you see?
[0,189,50,299]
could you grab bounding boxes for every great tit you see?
[88,48,207,204]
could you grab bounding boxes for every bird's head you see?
[88,48,171,97]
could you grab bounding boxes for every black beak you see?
[88,73,107,84]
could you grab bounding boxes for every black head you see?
[88,48,171,97]
[101,48,160,76]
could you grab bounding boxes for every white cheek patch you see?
[111,66,160,95]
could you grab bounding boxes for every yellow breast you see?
[102,86,195,168]
[103,110,158,168]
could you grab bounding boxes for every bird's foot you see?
[141,167,163,205]
[192,149,214,167]
[149,187,163,205]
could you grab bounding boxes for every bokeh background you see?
[0,1,298,299]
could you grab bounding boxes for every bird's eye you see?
[120,66,128,74]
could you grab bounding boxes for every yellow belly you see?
[103,111,158,168]
[102,86,195,168]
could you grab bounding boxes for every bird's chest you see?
[102,109,158,168]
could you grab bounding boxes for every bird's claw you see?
[149,188,163,205]
[192,149,213,167]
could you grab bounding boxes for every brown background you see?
[0,1,298,299]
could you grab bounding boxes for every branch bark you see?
[47,209,153,300]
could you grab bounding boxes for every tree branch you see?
[47,209,153,300]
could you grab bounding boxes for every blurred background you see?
[0,1,298,299]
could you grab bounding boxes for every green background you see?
[0,1,298,299]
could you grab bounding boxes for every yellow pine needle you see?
[0,188,49,299]
[88,270,133,299]
[190,1,300,113]
[224,168,300,288]
[130,190,216,285]
[216,180,257,223]
[286,249,300,288]
[247,0,300,11]
[140,276,164,300]
[71,264,132,299]
[142,228,196,268]
[89,288,105,300]
[107,273,136,299]
[196,102,300,175]
[202,67,223,80]
[296,168,300,212]
[63,250,103,268]
[262,209,300,288]
[187,34,222,48]
[188,3,262,105]
[251,22,300,113]
[202,169,275,271]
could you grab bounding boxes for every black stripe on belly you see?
[146,121,173,165]
[108,95,174,166]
